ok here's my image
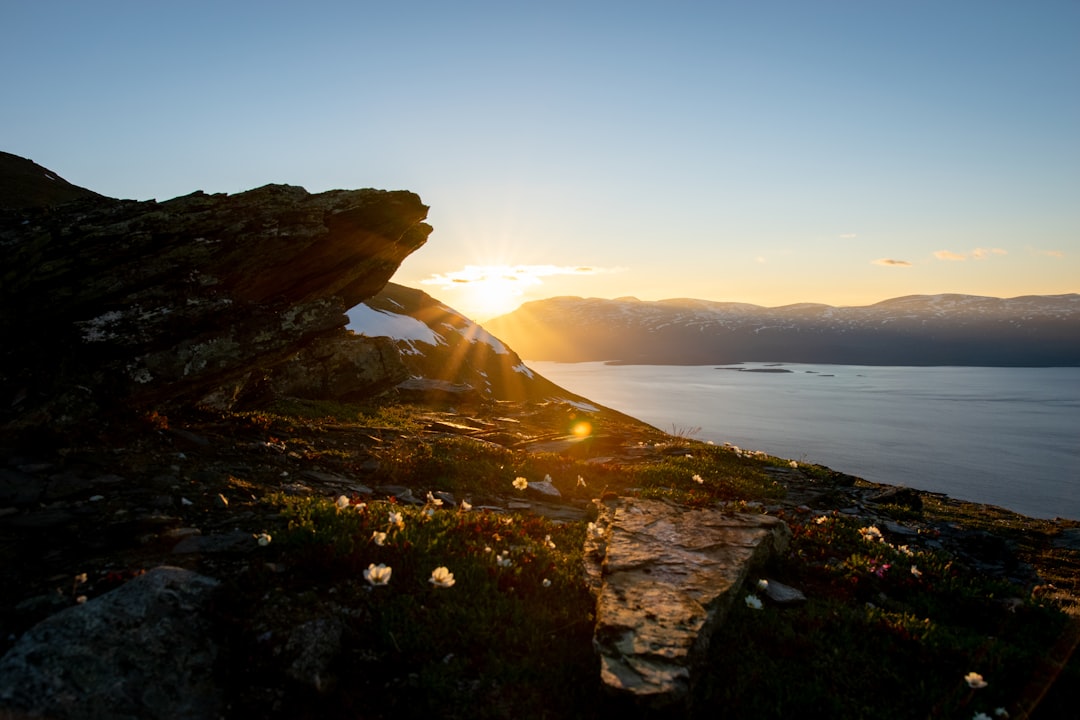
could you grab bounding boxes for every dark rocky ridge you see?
[1,153,431,431]
[0,151,103,209]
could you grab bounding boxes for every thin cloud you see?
[934,248,1007,261]
[873,258,912,267]
[934,250,967,261]
[838,233,857,239]
[420,264,622,289]
[1037,249,1065,258]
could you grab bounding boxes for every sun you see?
[460,275,523,321]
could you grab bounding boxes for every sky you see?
[4,1,1078,321]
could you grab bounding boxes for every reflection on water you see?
[531,361,1080,521]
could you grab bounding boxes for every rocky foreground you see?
[2,399,1078,718]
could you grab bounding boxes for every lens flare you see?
[572,421,592,438]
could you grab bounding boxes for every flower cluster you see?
[858,525,885,543]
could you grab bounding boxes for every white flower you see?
[543,474,552,483]
[745,594,763,610]
[335,495,350,510]
[814,515,830,525]
[364,563,392,586]
[496,551,513,568]
[789,460,798,468]
[388,511,404,530]
[994,709,1009,719]
[372,531,387,546]
[964,671,988,689]
[576,476,586,488]
[255,532,272,547]
[542,578,552,588]
[692,474,704,484]
[460,500,472,512]
[429,566,455,588]
[910,565,922,578]
[973,713,992,720]
[353,502,367,512]
[756,579,769,591]
[544,534,556,549]
[426,491,443,507]
[587,522,605,540]
[512,477,529,491]
[76,595,87,604]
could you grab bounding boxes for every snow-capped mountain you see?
[347,283,603,405]
[482,294,1080,366]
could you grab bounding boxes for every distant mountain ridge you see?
[482,294,1080,366]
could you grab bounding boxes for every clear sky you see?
[4,1,1078,320]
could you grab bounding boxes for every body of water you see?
[531,361,1080,521]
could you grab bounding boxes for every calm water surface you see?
[531,362,1080,521]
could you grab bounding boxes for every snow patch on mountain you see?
[346,304,443,354]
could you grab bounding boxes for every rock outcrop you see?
[0,153,431,430]
[585,497,791,711]
[0,566,222,719]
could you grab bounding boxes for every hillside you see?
[484,294,1080,366]
[349,283,607,408]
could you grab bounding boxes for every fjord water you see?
[531,362,1080,521]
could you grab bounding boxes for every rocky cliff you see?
[0,152,431,432]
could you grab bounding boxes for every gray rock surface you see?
[585,497,791,710]
[0,566,221,720]
[255,332,409,404]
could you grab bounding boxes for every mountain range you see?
[482,294,1080,366]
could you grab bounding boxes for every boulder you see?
[585,497,791,711]
[0,566,222,720]
[0,155,431,430]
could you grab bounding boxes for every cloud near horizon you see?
[420,264,624,290]
[873,258,912,267]
[934,248,1007,261]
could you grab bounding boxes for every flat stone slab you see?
[586,497,791,710]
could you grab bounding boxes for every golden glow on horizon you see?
[572,421,592,439]
[419,264,623,321]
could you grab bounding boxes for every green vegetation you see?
[201,400,1076,719]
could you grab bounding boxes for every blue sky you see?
[4,1,1077,319]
